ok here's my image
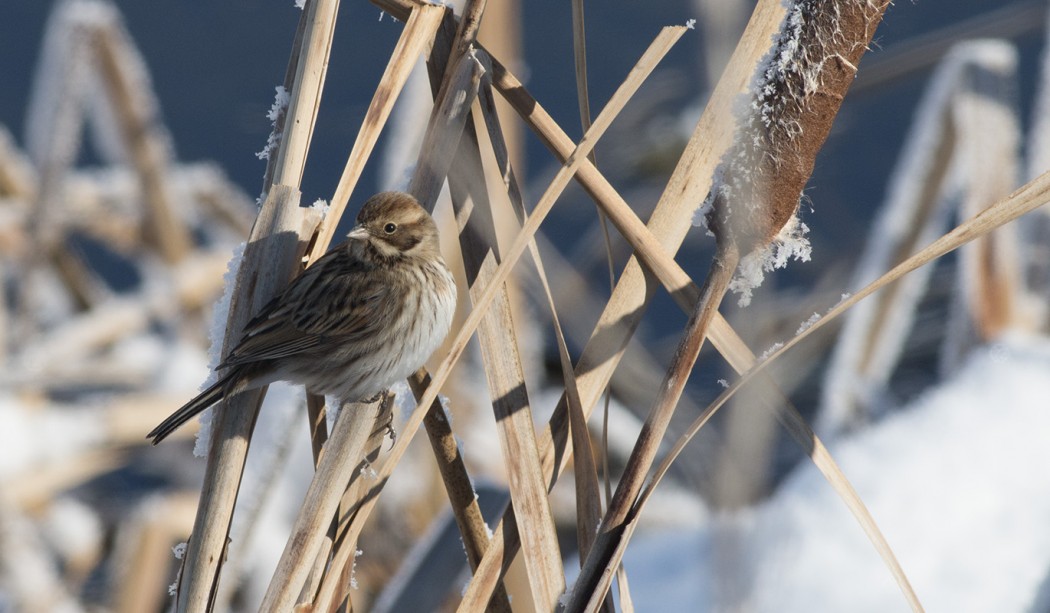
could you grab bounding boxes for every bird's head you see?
[347,191,441,261]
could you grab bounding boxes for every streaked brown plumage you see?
[148,191,456,444]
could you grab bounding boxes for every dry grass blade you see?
[309,3,446,261]
[115,494,198,613]
[543,241,604,561]
[305,393,328,466]
[571,0,594,149]
[569,14,619,598]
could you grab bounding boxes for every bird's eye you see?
[384,223,397,234]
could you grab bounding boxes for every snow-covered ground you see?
[624,333,1050,612]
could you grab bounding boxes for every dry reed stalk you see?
[442,0,487,88]
[53,244,111,310]
[187,164,257,235]
[24,1,92,239]
[568,3,621,607]
[410,47,485,208]
[323,395,396,609]
[19,297,148,372]
[267,1,339,190]
[447,24,686,607]
[0,501,83,612]
[477,68,608,603]
[474,0,522,169]
[175,186,317,613]
[419,22,678,603]
[414,7,565,605]
[258,398,383,612]
[564,245,741,612]
[175,0,339,607]
[305,394,328,467]
[450,120,569,611]
[300,397,330,609]
[306,396,396,613]
[19,1,95,341]
[170,249,242,311]
[16,243,225,366]
[6,164,250,253]
[308,396,397,612]
[4,448,125,511]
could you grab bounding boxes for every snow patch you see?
[624,336,1050,612]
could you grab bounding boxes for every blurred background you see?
[1,0,1049,611]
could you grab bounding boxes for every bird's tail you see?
[148,372,236,445]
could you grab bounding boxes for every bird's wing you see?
[219,246,390,367]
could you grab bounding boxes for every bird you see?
[148,191,457,445]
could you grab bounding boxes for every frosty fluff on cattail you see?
[148,191,457,444]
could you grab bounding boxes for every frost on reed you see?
[698,1,889,305]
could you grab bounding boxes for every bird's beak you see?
[347,225,369,241]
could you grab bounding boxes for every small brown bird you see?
[148,191,456,444]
